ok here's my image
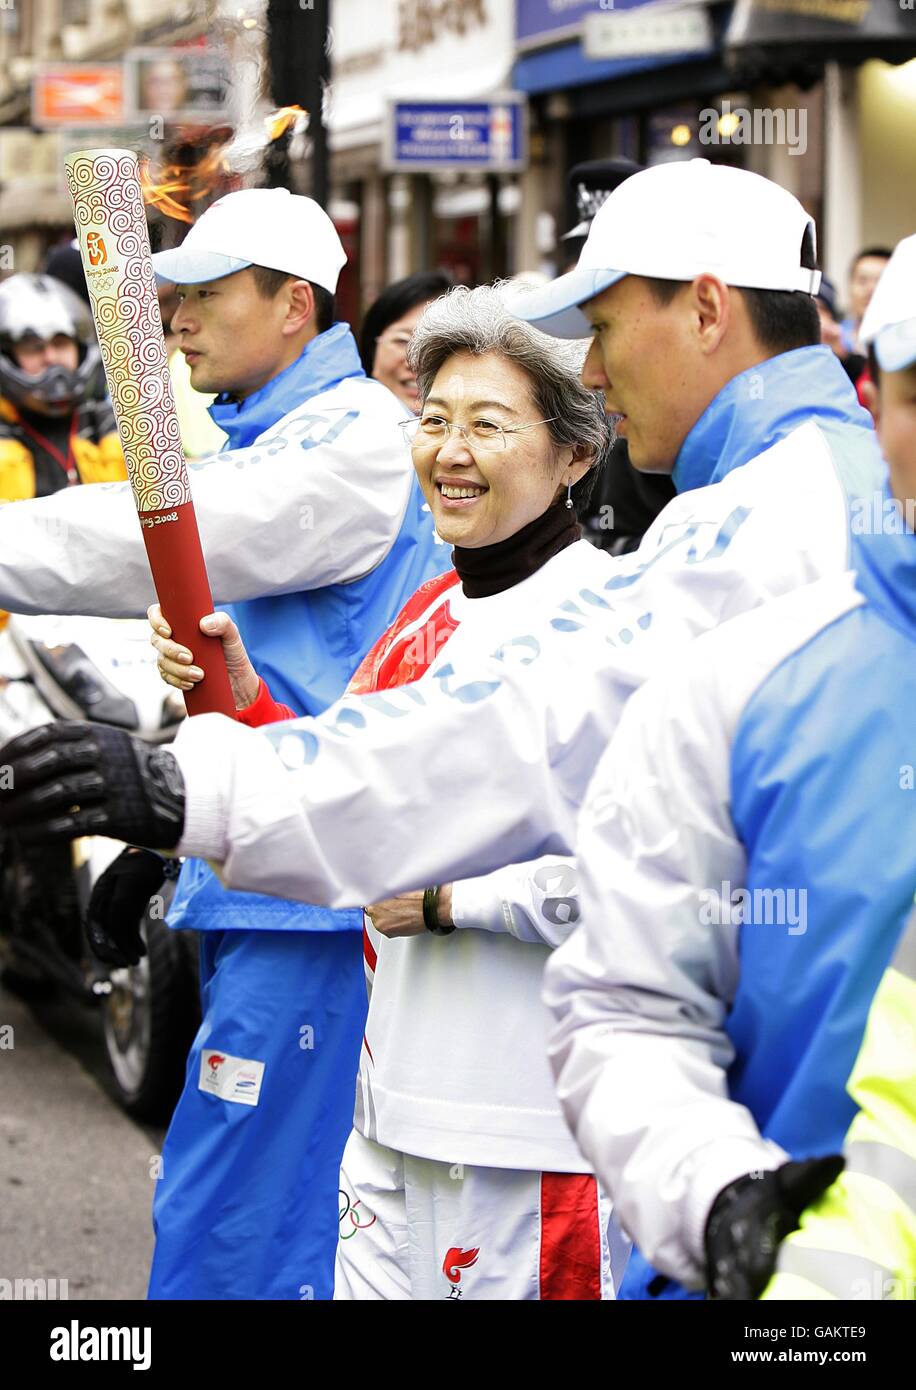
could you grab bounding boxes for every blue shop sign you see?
[384,97,527,172]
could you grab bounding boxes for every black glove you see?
[85,847,169,968]
[0,721,185,849]
[705,1155,845,1300]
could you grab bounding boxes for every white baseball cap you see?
[151,187,347,293]
[859,234,916,372]
[512,158,821,339]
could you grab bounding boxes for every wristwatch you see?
[422,885,455,936]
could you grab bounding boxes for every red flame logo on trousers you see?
[443,1247,480,1284]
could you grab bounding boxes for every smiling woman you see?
[405,283,610,554]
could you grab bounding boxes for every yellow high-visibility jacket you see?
[763,906,916,1301]
[0,394,127,630]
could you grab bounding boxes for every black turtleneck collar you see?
[452,500,581,599]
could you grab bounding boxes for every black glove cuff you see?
[105,734,186,850]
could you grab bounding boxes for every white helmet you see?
[0,273,103,418]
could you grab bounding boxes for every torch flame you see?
[266,105,305,141]
[140,158,194,224]
[140,140,235,224]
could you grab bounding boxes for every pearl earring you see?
[565,480,574,510]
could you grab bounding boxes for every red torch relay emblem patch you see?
[443,1247,480,1285]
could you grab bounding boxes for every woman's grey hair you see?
[408,283,612,506]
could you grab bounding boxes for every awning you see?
[513,42,706,95]
[512,1,733,109]
[726,0,916,62]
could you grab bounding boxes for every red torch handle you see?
[141,502,237,719]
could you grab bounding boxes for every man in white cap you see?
[0,187,444,1300]
[545,231,916,1302]
[0,165,894,1299]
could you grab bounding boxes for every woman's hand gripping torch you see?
[65,147,236,719]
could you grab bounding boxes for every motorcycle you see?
[0,611,200,1122]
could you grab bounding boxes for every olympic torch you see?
[65,148,236,719]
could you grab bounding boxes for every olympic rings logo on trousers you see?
[339,1190,378,1239]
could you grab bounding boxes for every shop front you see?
[724,0,916,279]
[511,0,915,288]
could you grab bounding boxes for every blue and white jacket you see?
[0,320,445,639]
[166,322,444,935]
[546,489,916,1294]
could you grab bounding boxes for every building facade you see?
[1,1,913,331]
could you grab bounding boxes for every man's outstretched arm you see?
[0,489,817,904]
[171,628,616,906]
[0,381,415,617]
[0,600,626,901]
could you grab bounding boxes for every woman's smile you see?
[435,476,490,510]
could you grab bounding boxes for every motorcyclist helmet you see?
[0,272,102,418]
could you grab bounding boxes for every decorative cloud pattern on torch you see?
[65,147,236,718]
